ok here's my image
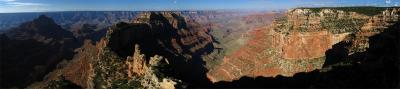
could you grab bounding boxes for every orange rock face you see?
[125,45,148,78]
[206,9,365,82]
[207,27,341,82]
[207,8,400,83]
[282,31,333,60]
[63,41,98,88]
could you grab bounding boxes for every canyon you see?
[0,7,399,88]
[208,7,399,83]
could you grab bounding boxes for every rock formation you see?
[27,12,216,89]
[207,7,400,82]
[2,8,398,88]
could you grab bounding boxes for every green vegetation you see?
[93,44,179,89]
[274,17,292,35]
[45,76,81,89]
[301,6,392,16]
[111,79,143,89]
[94,47,127,89]
[202,49,225,69]
[274,7,373,34]
[321,17,368,34]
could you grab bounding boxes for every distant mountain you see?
[0,15,80,88]
[0,11,140,31]
[5,15,76,41]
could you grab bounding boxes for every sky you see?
[0,0,398,13]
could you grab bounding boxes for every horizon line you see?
[0,6,398,14]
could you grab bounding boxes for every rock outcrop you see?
[67,11,215,88]
[105,12,215,88]
[207,7,400,82]
[107,12,213,59]
[3,8,397,88]
[27,12,216,89]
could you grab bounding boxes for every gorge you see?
[0,7,399,88]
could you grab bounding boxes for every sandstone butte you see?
[207,8,400,83]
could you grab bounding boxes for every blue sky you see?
[0,0,398,13]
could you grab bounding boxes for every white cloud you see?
[0,0,47,7]
[8,2,47,6]
[386,0,391,4]
[0,0,16,2]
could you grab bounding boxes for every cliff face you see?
[3,9,397,88]
[28,12,215,89]
[104,12,215,87]
[0,15,79,88]
[184,11,283,71]
[107,12,213,59]
[93,40,178,89]
[207,8,400,82]
[28,40,177,89]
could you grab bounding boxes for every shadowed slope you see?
[0,15,80,88]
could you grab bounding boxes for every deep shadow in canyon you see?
[193,22,400,88]
[0,15,81,88]
[0,15,106,88]
[105,12,215,88]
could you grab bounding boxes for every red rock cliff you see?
[207,8,400,82]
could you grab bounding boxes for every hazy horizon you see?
[0,0,399,13]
